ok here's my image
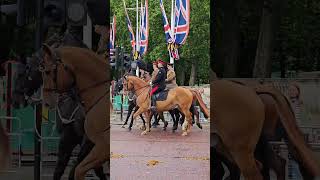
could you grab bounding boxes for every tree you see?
[111,0,210,85]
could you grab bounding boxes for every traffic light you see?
[44,0,66,26]
[66,0,87,26]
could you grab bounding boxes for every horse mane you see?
[127,75,147,85]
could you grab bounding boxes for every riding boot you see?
[150,95,157,112]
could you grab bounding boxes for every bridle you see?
[123,76,150,98]
[40,49,110,113]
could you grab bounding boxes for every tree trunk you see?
[215,0,240,77]
[178,70,186,86]
[253,0,284,78]
[189,62,196,86]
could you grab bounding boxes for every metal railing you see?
[0,116,22,172]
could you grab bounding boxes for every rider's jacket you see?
[152,67,167,90]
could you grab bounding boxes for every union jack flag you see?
[109,15,116,50]
[160,0,173,43]
[160,0,190,60]
[124,4,136,53]
[174,0,190,45]
[139,0,149,55]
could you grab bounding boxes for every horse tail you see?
[255,86,320,177]
[191,89,209,119]
[0,124,10,170]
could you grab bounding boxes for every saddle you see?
[154,89,169,101]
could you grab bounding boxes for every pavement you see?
[110,112,210,180]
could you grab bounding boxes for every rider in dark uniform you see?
[150,59,167,112]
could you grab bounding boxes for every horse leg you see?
[74,143,105,180]
[139,114,146,130]
[69,137,106,180]
[122,102,135,128]
[170,110,178,132]
[128,106,139,131]
[54,125,81,180]
[190,104,202,129]
[132,107,150,135]
[229,150,263,180]
[181,108,192,136]
[159,113,168,130]
[211,146,227,180]
[152,112,159,128]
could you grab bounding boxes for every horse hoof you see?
[140,126,146,131]
[128,127,132,131]
[141,131,148,135]
[121,125,126,128]
[182,132,188,136]
[197,123,203,129]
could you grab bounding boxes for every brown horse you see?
[0,124,9,171]
[123,75,203,136]
[211,69,320,179]
[41,45,110,180]
[211,79,265,180]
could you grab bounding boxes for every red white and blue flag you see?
[160,0,173,43]
[139,0,149,55]
[109,15,116,49]
[174,0,190,45]
[160,0,190,60]
[124,4,136,53]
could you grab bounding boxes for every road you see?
[110,112,210,180]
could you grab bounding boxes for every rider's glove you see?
[149,81,152,86]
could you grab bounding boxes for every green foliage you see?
[111,0,210,84]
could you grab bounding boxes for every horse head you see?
[40,44,74,109]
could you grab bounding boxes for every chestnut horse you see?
[41,45,110,180]
[123,75,206,136]
[211,70,320,179]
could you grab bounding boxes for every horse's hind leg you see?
[190,104,202,129]
[230,150,263,180]
[74,143,106,180]
[180,108,192,136]
[170,110,178,131]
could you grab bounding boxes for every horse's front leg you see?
[129,105,139,131]
[139,114,146,130]
[122,102,135,128]
[132,107,149,135]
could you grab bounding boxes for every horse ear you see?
[42,43,53,60]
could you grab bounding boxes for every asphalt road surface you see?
[110,112,210,180]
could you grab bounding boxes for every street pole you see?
[135,0,140,77]
[170,0,175,65]
[35,0,43,179]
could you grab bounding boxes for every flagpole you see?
[170,0,175,65]
[135,0,140,76]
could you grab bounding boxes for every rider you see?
[150,61,159,82]
[165,63,177,89]
[150,59,167,112]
